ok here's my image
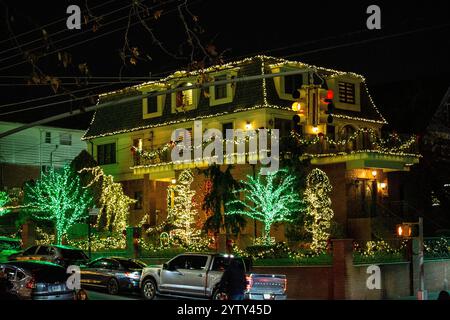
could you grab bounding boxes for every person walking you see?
[218,259,247,300]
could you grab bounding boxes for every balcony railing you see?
[132,130,421,168]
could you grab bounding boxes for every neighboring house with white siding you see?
[0,121,87,191]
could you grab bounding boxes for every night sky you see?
[1,0,450,133]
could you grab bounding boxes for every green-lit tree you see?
[0,191,11,216]
[304,168,334,253]
[200,165,246,240]
[226,168,303,245]
[24,166,93,244]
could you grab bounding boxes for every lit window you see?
[176,83,193,108]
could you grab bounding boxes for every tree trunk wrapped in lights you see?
[304,168,334,253]
[167,169,200,246]
[79,166,136,233]
[226,168,303,245]
[24,166,93,245]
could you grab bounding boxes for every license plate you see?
[50,285,62,292]
[263,294,272,300]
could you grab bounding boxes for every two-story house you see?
[0,121,87,193]
[82,55,420,243]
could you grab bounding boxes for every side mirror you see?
[162,263,168,270]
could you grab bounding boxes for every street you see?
[85,290,183,301]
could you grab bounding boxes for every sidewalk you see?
[398,290,449,300]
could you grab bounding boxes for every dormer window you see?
[210,72,237,106]
[271,66,307,100]
[338,82,356,104]
[176,83,194,108]
[283,74,303,96]
[214,75,228,100]
[142,90,164,119]
[171,82,198,113]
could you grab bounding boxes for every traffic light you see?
[396,224,413,237]
[291,87,308,117]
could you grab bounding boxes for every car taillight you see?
[26,278,36,289]
[246,275,253,291]
[284,278,287,292]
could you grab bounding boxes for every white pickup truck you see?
[139,253,287,300]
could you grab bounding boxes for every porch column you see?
[143,174,151,224]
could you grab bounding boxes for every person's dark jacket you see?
[218,259,247,296]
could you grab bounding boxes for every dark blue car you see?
[80,257,146,295]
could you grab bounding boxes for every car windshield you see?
[118,259,146,269]
[59,248,88,260]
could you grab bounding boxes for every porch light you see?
[312,126,319,134]
[371,170,377,178]
[171,178,176,184]
[380,182,386,189]
[245,122,252,130]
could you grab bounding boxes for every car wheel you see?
[141,278,156,300]
[212,288,227,300]
[107,278,119,295]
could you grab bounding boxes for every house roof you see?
[82,55,387,140]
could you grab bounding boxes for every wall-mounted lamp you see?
[245,121,252,130]
[312,126,319,134]
[171,178,176,184]
[371,170,377,178]
[380,182,387,189]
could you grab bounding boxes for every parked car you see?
[80,257,146,295]
[0,260,76,300]
[8,245,89,268]
[0,237,22,263]
[139,253,287,300]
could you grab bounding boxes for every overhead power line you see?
[0,0,117,47]
[0,2,136,64]
[0,69,311,139]
[0,0,183,73]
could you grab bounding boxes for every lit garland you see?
[304,169,334,253]
[68,233,126,251]
[79,167,136,233]
[24,166,93,245]
[226,168,303,245]
[167,169,201,246]
[84,54,387,141]
[291,129,421,159]
[0,191,11,216]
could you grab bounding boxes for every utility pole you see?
[397,217,427,300]
[417,217,427,300]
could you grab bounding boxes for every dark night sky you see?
[1,0,450,133]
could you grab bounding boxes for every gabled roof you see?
[426,86,450,137]
[82,55,386,140]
